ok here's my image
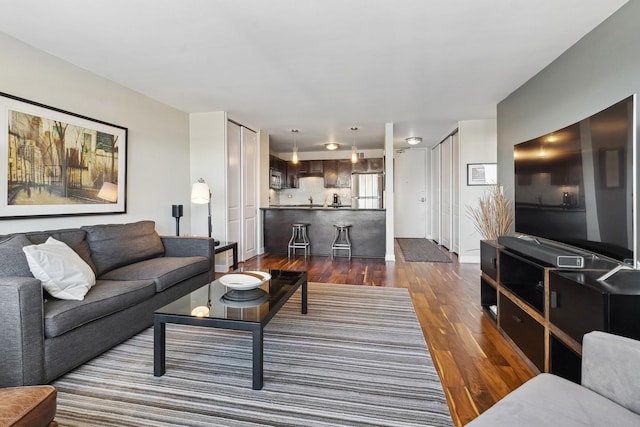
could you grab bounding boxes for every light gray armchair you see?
[466,331,640,426]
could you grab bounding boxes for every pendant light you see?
[350,127,358,163]
[291,129,299,164]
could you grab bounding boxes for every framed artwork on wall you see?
[0,92,127,218]
[467,163,497,186]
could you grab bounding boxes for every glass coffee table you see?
[153,269,307,390]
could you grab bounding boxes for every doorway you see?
[394,148,427,238]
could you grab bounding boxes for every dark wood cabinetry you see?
[286,161,299,188]
[352,157,384,173]
[367,157,384,172]
[499,294,545,371]
[297,160,323,175]
[269,155,290,188]
[272,157,383,189]
[323,159,352,188]
[480,240,640,383]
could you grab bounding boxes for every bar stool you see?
[288,223,311,257]
[331,223,352,260]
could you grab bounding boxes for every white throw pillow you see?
[23,237,96,300]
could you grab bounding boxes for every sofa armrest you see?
[0,278,46,387]
[582,331,640,415]
[161,236,215,280]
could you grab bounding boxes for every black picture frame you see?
[1,92,127,218]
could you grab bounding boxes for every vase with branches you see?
[467,185,514,241]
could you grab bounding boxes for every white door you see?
[394,148,427,238]
[451,131,460,253]
[227,122,242,262]
[241,127,258,260]
[430,144,441,243]
[440,136,451,250]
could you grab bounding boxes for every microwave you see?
[270,169,282,189]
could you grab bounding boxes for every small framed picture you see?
[467,163,497,186]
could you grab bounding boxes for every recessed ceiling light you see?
[406,137,422,145]
[324,143,340,150]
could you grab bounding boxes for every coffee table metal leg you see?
[154,319,166,376]
[252,327,264,390]
[302,281,308,314]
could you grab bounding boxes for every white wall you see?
[0,33,191,236]
[497,1,640,264]
[457,119,497,263]
[258,131,269,254]
[189,112,227,241]
[384,122,395,261]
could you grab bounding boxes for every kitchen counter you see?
[261,207,385,258]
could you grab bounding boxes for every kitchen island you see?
[262,207,385,258]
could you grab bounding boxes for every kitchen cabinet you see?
[269,155,290,188]
[298,160,323,176]
[323,160,352,188]
[286,161,299,188]
[269,155,286,174]
[337,160,352,187]
[352,157,384,173]
[323,160,338,187]
[368,157,384,172]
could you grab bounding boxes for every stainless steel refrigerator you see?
[351,173,383,208]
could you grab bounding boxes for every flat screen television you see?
[514,95,636,265]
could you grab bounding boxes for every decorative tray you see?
[219,271,271,290]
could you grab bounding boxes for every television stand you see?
[480,240,640,384]
[597,263,633,282]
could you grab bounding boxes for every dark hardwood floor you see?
[238,240,535,426]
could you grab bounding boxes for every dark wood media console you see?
[480,240,640,384]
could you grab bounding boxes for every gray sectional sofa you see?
[467,331,640,426]
[0,220,215,387]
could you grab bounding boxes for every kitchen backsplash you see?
[270,177,352,206]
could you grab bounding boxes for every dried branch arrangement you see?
[466,185,514,240]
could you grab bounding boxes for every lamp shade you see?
[97,182,118,202]
[191,180,210,204]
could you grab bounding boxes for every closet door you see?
[440,136,451,250]
[451,131,460,253]
[227,122,242,262]
[241,127,258,261]
[430,144,441,243]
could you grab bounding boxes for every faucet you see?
[308,196,313,207]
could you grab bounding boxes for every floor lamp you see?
[191,178,220,246]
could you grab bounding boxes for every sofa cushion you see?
[43,278,156,338]
[0,385,57,427]
[100,256,210,292]
[81,221,165,276]
[24,229,96,274]
[0,235,33,277]
[23,237,96,301]
[466,373,640,426]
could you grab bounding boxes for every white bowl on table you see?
[219,271,271,290]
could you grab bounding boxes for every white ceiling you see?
[0,0,628,153]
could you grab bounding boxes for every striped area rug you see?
[52,283,453,426]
